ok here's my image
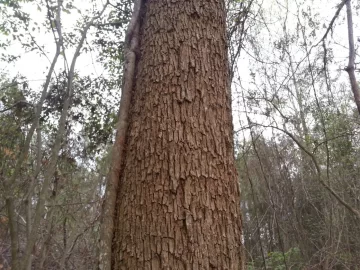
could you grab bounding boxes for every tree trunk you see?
[345,0,360,115]
[6,198,19,270]
[112,0,244,269]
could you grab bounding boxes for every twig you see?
[0,100,33,113]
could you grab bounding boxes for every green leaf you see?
[63,8,71,14]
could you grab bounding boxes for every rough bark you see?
[112,0,244,269]
[99,1,143,269]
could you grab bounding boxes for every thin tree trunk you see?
[37,210,55,270]
[112,0,244,269]
[20,5,109,269]
[24,126,42,270]
[6,198,19,270]
[345,0,360,114]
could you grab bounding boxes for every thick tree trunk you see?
[112,0,244,269]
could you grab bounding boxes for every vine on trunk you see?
[98,1,145,270]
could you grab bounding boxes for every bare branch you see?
[250,123,360,220]
[315,0,348,47]
[20,2,109,269]
[0,100,33,113]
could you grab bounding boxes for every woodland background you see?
[1,0,360,269]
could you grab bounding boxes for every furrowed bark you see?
[112,0,244,268]
[98,1,144,270]
[345,0,360,115]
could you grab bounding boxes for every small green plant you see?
[267,247,303,270]
[246,247,304,269]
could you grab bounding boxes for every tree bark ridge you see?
[113,0,244,269]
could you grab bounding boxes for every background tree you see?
[0,0,124,269]
[233,0,360,268]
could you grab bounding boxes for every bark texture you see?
[99,1,143,269]
[113,0,244,269]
